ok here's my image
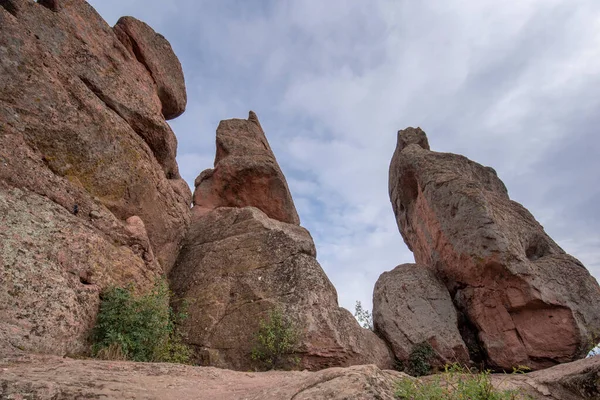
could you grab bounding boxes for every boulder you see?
[389,127,600,370]
[0,0,190,355]
[193,112,300,225]
[114,16,187,120]
[175,113,391,370]
[170,207,393,370]
[373,264,469,365]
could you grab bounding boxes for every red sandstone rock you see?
[114,16,187,120]
[388,127,600,370]
[193,111,300,225]
[0,0,190,355]
[373,264,470,366]
[170,207,393,371]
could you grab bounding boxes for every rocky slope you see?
[170,112,393,371]
[0,0,190,357]
[383,127,600,370]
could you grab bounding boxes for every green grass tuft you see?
[396,363,531,399]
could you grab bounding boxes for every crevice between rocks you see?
[36,0,59,12]
[0,0,18,17]
[454,297,487,368]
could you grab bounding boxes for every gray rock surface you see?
[373,264,469,365]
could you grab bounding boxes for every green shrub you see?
[91,279,191,363]
[396,364,530,400]
[407,342,436,377]
[251,307,300,370]
[354,300,373,330]
[584,331,600,358]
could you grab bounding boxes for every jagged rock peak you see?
[396,126,430,152]
[387,127,600,370]
[193,111,300,225]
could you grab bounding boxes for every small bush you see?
[251,307,300,370]
[585,331,600,358]
[396,364,530,399]
[407,342,436,377]
[354,300,373,330]
[91,279,191,363]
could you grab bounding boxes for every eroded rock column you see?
[170,112,393,370]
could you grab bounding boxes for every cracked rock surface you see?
[0,355,405,400]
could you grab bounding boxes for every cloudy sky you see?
[89,0,600,314]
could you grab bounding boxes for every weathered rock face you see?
[373,264,469,365]
[388,127,600,370]
[170,206,393,371]
[193,112,300,225]
[0,0,190,356]
[0,187,161,357]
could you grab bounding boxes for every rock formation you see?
[192,112,300,225]
[170,112,393,371]
[386,127,600,370]
[373,264,470,365]
[3,3,599,398]
[0,0,190,356]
